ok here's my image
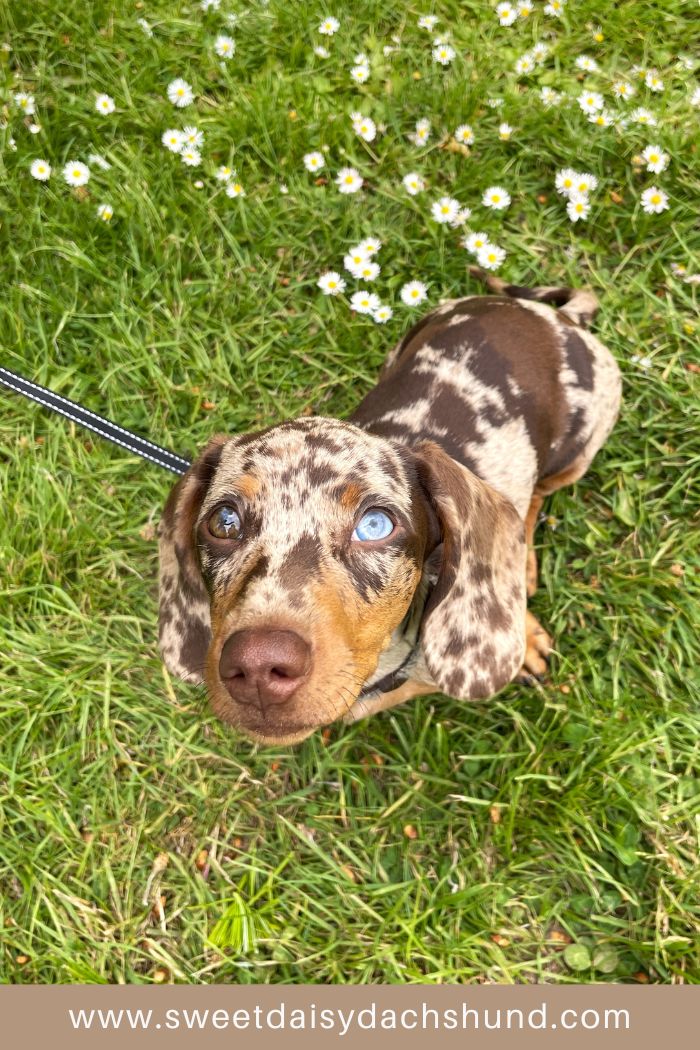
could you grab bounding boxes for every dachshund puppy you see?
[158,274,621,744]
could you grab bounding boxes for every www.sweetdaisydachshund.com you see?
[1,0,698,990]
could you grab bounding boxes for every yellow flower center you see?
[651,194,661,204]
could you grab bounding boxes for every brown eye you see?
[208,505,243,540]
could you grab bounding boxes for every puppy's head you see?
[158,419,525,744]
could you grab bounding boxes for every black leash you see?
[0,366,191,476]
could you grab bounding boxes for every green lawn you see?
[1,0,698,984]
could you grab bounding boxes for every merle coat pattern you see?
[158,275,621,744]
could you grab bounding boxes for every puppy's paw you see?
[515,611,553,685]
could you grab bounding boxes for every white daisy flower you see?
[418,15,439,30]
[303,151,325,173]
[88,152,111,170]
[431,196,461,225]
[476,243,506,270]
[517,1,534,15]
[182,126,204,148]
[318,17,340,36]
[400,281,428,307]
[640,186,669,214]
[578,90,605,113]
[314,45,330,58]
[690,86,700,107]
[95,93,115,115]
[463,231,491,254]
[97,202,113,221]
[555,168,579,196]
[200,0,221,9]
[350,289,381,315]
[353,260,381,281]
[216,165,234,182]
[642,145,669,174]
[574,172,598,195]
[30,158,51,181]
[532,42,549,63]
[588,109,615,127]
[180,147,201,167]
[544,0,565,16]
[487,97,504,108]
[167,78,194,108]
[455,207,472,225]
[402,172,425,195]
[336,167,363,194]
[645,70,664,92]
[540,86,562,107]
[317,271,346,295]
[214,35,235,59]
[14,92,35,115]
[630,107,657,126]
[352,113,376,142]
[496,2,517,26]
[575,55,598,72]
[162,129,185,152]
[28,123,41,134]
[515,54,535,75]
[454,124,474,144]
[344,248,370,271]
[373,305,393,324]
[410,118,431,146]
[357,237,382,256]
[433,43,456,66]
[498,122,513,140]
[63,160,90,187]
[612,81,635,100]
[482,185,511,210]
[225,181,245,198]
[350,64,370,83]
[566,193,590,222]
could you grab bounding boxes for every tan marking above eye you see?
[235,474,261,500]
[339,482,364,510]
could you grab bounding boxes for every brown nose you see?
[219,629,311,708]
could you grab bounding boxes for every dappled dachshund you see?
[158,272,621,744]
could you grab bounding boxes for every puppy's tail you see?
[468,265,599,328]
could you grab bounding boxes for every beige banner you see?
[0,985,696,1049]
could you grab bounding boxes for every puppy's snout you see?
[219,629,311,708]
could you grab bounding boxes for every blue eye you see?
[352,509,394,542]
[208,505,243,539]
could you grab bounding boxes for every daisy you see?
[344,248,369,271]
[200,0,221,9]
[515,54,535,75]
[463,231,491,254]
[544,0,565,16]
[400,281,428,307]
[566,193,590,221]
[540,86,562,107]
[336,167,363,194]
[95,93,115,114]
[314,45,330,58]
[63,160,90,187]
[373,305,393,324]
[555,168,578,195]
[350,289,381,315]
[96,202,113,221]
[476,243,506,270]
[30,158,51,181]
[690,86,700,108]
[162,129,185,152]
[216,164,234,182]
[498,122,513,140]
[418,15,439,30]
[14,92,35,115]
[517,1,534,15]
[317,271,346,295]
[574,172,598,195]
[167,78,194,108]
[431,196,461,225]
[88,152,111,170]
[303,151,325,172]
[410,118,431,146]
[28,123,41,134]
[532,42,549,63]
[589,109,614,127]
[318,16,340,35]
[402,172,425,195]
[645,70,664,92]
[353,260,381,281]
[630,107,657,126]
[578,90,604,113]
[575,55,598,73]
[455,207,472,225]
[433,43,456,66]
[357,236,382,256]
[640,186,669,214]
[352,113,376,142]
[226,181,245,198]
[214,35,235,59]
[612,81,635,100]
[182,126,204,148]
[180,147,201,167]
[642,145,669,173]
[482,185,511,210]
[454,123,475,144]
[496,2,517,25]
[350,64,370,84]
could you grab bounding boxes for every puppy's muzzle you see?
[219,628,311,709]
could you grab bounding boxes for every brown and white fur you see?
[158,273,621,745]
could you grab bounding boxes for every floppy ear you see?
[157,435,228,684]
[413,440,527,700]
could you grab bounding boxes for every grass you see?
[0,0,698,985]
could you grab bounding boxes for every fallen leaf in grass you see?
[152,967,170,983]
[195,849,209,871]
[489,805,501,824]
[139,522,156,541]
[490,934,510,947]
[633,971,649,983]
[610,190,624,204]
[202,400,216,410]
[670,563,684,576]
[549,928,573,944]
[403,824,418,839]
[16,955,29,965]
[563,943,592,970]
